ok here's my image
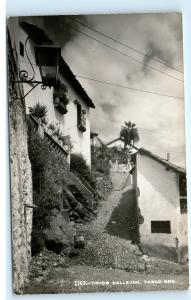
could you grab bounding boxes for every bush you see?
[91,146,110,176]
[31,102,48,119]
[70,153,96,188]
[91,155,110,176]
[28,123,70,255]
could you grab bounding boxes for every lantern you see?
[35,46,61,87]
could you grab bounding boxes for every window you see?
[180,198,187,214]
[179,174,187,196]
[76,102,86,132]
[19,41,24,57]
[179,174,187,214]
[77,102,81,126]
[151,221,171,234]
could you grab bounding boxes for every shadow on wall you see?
[105,188,138,242]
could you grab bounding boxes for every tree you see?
[120,121,140,148]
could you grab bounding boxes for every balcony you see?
[53,96,68,114]
[53,84,69,114]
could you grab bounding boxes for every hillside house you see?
[8,18,95,166]
[137,148,188,262]
[106,137,188,262]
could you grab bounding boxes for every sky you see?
[24,13,186,167]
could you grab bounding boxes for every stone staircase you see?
[68,177,145,272]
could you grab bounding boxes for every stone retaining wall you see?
[8,34,33,294]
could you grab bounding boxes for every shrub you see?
[28,126,70,255]
[47,122,56,132]
[70,153,96,188]
[32,102,48,120]
[91,146,111,176]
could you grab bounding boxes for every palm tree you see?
[120,121,140,148]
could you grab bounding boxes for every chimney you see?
[167,153,170,161]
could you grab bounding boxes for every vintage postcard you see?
[7,13,188,294]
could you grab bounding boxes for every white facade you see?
[8,18,94,166]
[137,152,188,262]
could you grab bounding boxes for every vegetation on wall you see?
[91,145,111,176]
[27,121,70,254]
[70,153,96,188]
[31,102,48,125]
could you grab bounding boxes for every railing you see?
[30,114,68,159]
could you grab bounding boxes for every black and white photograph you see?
[7,12,188,294]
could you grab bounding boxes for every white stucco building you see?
[106,137,188,262]
[137,148,188,262]
[8,19,95,166]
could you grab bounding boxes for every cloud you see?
[142,41,173,75]
[100,102,117,122]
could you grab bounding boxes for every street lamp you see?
[13,37,61,99]
[35,46,61,87]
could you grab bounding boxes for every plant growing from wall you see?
[52,123,61,141]
[91,145,111,177]
[58,134,72,151]
[27,127,70,254]
[70,153,96,189]
[47,122,56,135]
[31,102,48,125]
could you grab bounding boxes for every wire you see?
[19,58,183,99]
[70,17,183,74]
[76,75,184,100]
[72,28,183,83]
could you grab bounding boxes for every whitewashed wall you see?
[137,154,181,248]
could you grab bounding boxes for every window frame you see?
[179,174,187,214]
[76,101,86,132]
[19,41,24,57]
[151,220,171,234]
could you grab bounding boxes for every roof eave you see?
[138,147,186,174]
[59,58,95,109]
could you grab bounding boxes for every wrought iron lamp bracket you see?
[12,36,49,99]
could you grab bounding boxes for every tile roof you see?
[138,147,186,174]
[59,58,95,108]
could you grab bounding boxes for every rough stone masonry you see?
[8,37,33,294]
